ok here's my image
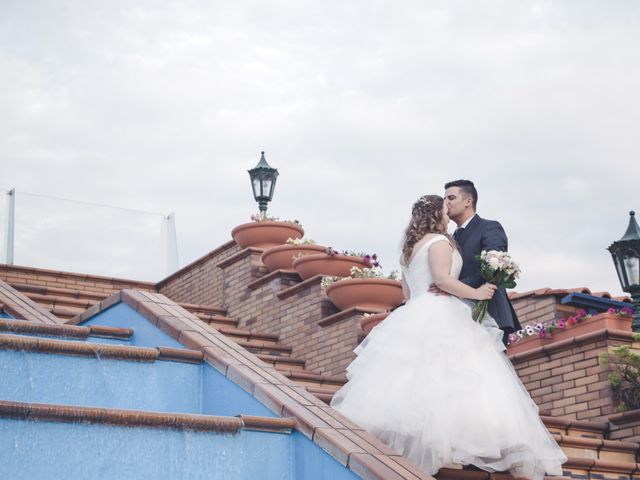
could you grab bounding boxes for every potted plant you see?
[292,248,378,280]
[324,267,403,312]
[231,213,304,250]
[260,238,327,272]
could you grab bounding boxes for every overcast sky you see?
[1,1,638,296]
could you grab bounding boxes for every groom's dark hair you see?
[444,179,478,210]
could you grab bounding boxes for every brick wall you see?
[159,244,363,377]
[0,264,156,296]
[157,241,238,306]
[213,249,361,376]
[510,331,634,421]
[511,295,581,328]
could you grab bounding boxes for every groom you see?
[438,179,521,346]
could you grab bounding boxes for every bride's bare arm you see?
[428,241,496,301]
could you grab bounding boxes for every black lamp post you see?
[248,151,279,214]
[608,211,640,331]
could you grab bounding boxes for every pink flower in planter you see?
[621,307,634,316]
[577,309,587,318]
[607,307,617,314]
[539,328,547,338]
[567,316,577,326]
[557,319,566,329]
[508,334,518,344]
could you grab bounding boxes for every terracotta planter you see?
[325,278,404,311]
[231,221,304,250]
[507,335,554,355]
[360,312,390,335]
[551,313,632,341]
[260,244,327,272]
[292,253,370,280]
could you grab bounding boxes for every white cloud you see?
[0,1,638,295]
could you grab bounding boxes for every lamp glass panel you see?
[261,177,273,199]
[614,255,627,287]
[252,177,263,197]
[624,252,640,286]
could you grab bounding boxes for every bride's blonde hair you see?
[401,195,455,265]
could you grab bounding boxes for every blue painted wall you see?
[82,303,184,348]
[0,301,368,479]
[0,417,294,480]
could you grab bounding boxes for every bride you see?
[330,195,567,480]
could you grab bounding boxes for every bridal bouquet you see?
[471,250,520,323]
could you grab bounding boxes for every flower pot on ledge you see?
[507,334,554,355]
[292,253,370,280]
[360,312,390,335]
[260,244,327,272]
[231,221,304,250]
[325,278,404,311]
[551,313,632,341]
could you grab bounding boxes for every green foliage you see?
[599,345,640,412]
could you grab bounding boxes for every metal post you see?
[162,213,179,276]
[5,189,15,265]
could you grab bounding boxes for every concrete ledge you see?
[247,269,301,291]
[508,328,636,363]
[276,274,324,300]
[216,248,263,269]
[0,334,204,364]
[318,307,378,328]
[0,400,296,433]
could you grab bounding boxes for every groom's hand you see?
[428,283,450,296]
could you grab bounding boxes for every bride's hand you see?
[475,283,497,300]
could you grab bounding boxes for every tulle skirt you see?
[330,293,567,480]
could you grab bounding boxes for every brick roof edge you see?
[156,240,237,288]
[68,288,433,480]
[0,279,61,325]
[0,263,156,288]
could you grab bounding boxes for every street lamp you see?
[608,211,640,331]
[248,151,279,214]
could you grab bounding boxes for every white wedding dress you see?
[330,235,567,480]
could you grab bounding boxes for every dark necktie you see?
[453,227,464,241]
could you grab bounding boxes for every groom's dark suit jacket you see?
[456,214,521,336]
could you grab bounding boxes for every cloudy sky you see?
[1,1,638,295]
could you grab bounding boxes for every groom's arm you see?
[459,221,509,288]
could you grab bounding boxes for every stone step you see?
[541,415,609,440]
[278,370,345,388]
[192,312,238,328]
[257,354,307,371]
[178,302,227,317]
[48,306,83,319]
[9,282,109,302]
[217,326,280,343]
[436,468,570,479]
[554,434,638,463]
[20,291,98,310]
[235,339,293,356]
[563,456,640,479]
